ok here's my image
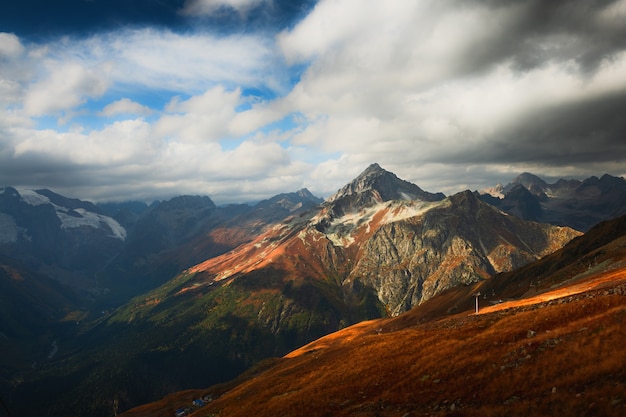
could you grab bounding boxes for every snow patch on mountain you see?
[0,213,20,243]
[57,208,127,240]
[381,200,449,224]
[17,189,127,240]
[321,200,448,247]
[18,189,51,206]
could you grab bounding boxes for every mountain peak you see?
[512,172,547,189]
[325,164,445,218]
[360,162,384,176]
[296,188,319,200]
[254,188,323,214]
[157,195,216,211]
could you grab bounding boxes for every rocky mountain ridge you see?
[344,189,577,315]
[2,165,623,417]
[120,213,626,417]
[182,164,578,314]
[2,169,623,302]
[480,172,626,231]
[324,163,445,217]
[15,164,578,416]
[0,186,323,305]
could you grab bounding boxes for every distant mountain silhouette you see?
[480,172,626,231]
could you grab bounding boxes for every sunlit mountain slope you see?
[122,214,626,417]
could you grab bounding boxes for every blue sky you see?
[1,0,626,203]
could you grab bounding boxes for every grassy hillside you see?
[122,267,626,417]
[7,266,377,417]
[120,215,626,417]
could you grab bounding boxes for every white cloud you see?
[12,28,282,118]
[228,106,284,137]
[103,29,280,92]
[0,26,303,203]
[0,33,31,109]
[276,0,626,191]
[100,98,153,117]
[13,119,156,166]
[0,33,24,57]
[23,62,110,116]
[154,86,242,143]
[221,140,290,174]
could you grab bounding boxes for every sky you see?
[1,0,625,204]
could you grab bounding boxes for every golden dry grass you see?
[120,231,626,417]
[119,273,626,417]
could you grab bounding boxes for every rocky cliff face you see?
[346,191,577,315]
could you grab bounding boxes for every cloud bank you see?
[1,0,625,203]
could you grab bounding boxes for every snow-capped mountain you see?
[0,187,126,292]
[0,185,324,303]
[0,187,126,243]
[104,165,582,330]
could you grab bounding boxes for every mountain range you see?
[1,165,625,416]
[480,172,626,231]
[122,213,626,417]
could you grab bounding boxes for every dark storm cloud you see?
[0,152,85,188]
[427,0,626,177]
[450,0,626,76]
[456,90,626,166]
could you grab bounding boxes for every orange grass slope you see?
[184,217,626,417]
[190,277,626,417]
[121,215,626,417]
